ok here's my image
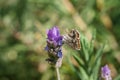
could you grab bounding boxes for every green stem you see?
[56,67,60,80]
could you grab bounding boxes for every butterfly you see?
[63,29,81,50]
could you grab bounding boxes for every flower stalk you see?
[56,67,60,80]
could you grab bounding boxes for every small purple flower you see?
[101,65,112,80]
[57,50,62,58]
[47,27,63,46]
[47,27,60,40]
[45,26,63,67]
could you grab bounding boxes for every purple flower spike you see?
[101,65,112,80]
[45,26,63,68]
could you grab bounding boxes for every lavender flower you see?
[45,26,63,68]
[101,65,112,80]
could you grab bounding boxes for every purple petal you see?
[57,51,62,58]
[57,40,63,46]
[45,46,49,51]
[52,27,60,37]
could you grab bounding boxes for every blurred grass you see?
[0,0,120,80]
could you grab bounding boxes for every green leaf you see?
[78,66,89,80]
[90,44,105,80]
[73,53,84,66]
[114,75,120,80]
[80,35,89,62]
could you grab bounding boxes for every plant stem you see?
[56,67,60,80]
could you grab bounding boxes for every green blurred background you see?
[0,0,120,80]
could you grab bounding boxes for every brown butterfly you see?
[63,29,81,50]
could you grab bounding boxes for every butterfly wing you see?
[63,29,81,50]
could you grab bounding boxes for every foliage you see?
[0,0,120,80]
